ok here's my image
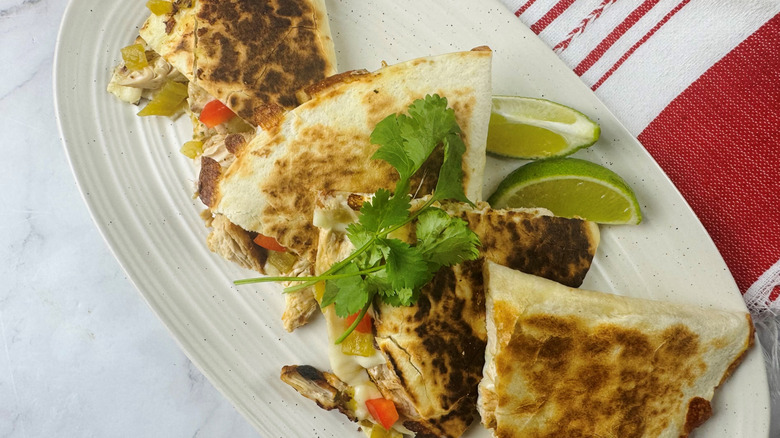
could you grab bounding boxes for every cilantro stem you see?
[282,265,384,293]
[233,276,303,285]
[233,265,385,289]
[234,196,438,290]
[334,298,373,344]
[262,235,381,294]
[384,195,438,234]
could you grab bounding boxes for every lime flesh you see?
[488,113,570,157]
[489,158,641,225]
[487,96,600,160]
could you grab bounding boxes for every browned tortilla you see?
[212,50,494,266]
[368,203,600,437]
[139,0,338,124]
[303,193,600,436]
[138,0,338,283]
[479,261,754,438]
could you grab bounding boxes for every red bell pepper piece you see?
[253,234,286,252]
[199,99,236,128]
[346,312,373,334]
[365,398,399,431]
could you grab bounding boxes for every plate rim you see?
[52,0,770,436]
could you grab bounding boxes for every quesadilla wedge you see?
[210,49,493,263]
[479,261,754,438]
[210,49,493,330]
[281,191,600,437]
[138,0,337,125]
[139,0,337,278]
[108,0,341,310]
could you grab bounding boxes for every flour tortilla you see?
[479,261,754,438]
[212,49,493,266]
[139,0,338,124]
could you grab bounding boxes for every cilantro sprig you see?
[235,94,481,343]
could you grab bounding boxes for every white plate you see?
[54,0,770,436]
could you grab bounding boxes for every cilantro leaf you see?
[370,94,461,184]
[319,279,339,308]
[407,94,460,143]
[416,208,481,269]
[433,133,471,204]
[400,95,459,172]
[363,267,392,292]
[353,240,385,268]
[353,188,411,234]
[378,238,430,290]
[370,114,421,181]
[321,264,370,318]
[379,287,417,307]
[345,224,374,251]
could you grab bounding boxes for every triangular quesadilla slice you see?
[108,0,340,299]
[139,0,338,279]
[138,0,337,125]
[209,49,493,330]
[281,192,600,437]
[479,260,754,438]
[210,49,493,264]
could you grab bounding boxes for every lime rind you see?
[487,96,601,160]
[488,157,642,225]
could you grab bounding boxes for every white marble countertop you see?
[1,0,258,436]
[3,1,777,437]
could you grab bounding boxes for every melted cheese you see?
[314,196,386,422]
[315,193,416,436]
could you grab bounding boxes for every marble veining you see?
[1,0,258,436]
[1,0,44,18]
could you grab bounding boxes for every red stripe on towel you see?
[553,0,619,53]
[573,0,661,75]
[515,0,537,17]
[638,13,780,294]
[530,0,577,33]
[591,0,690,90]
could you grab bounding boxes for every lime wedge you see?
[488,158,642,224]
[487,96,600,159]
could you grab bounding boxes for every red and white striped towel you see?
[499,0,780,430]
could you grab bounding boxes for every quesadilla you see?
[138,0,337,125]
[108,0,340,302]
[139,0,338,276]
[210,49,493,263]
[478,261,754,438]
[208,48,493,330]
[281,192,600,437]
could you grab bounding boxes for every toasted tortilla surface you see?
[308,193,598,437]
[479,261,754,438]
[371,204,598,437]
[213,50,493,264]
[140,0,337,124]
